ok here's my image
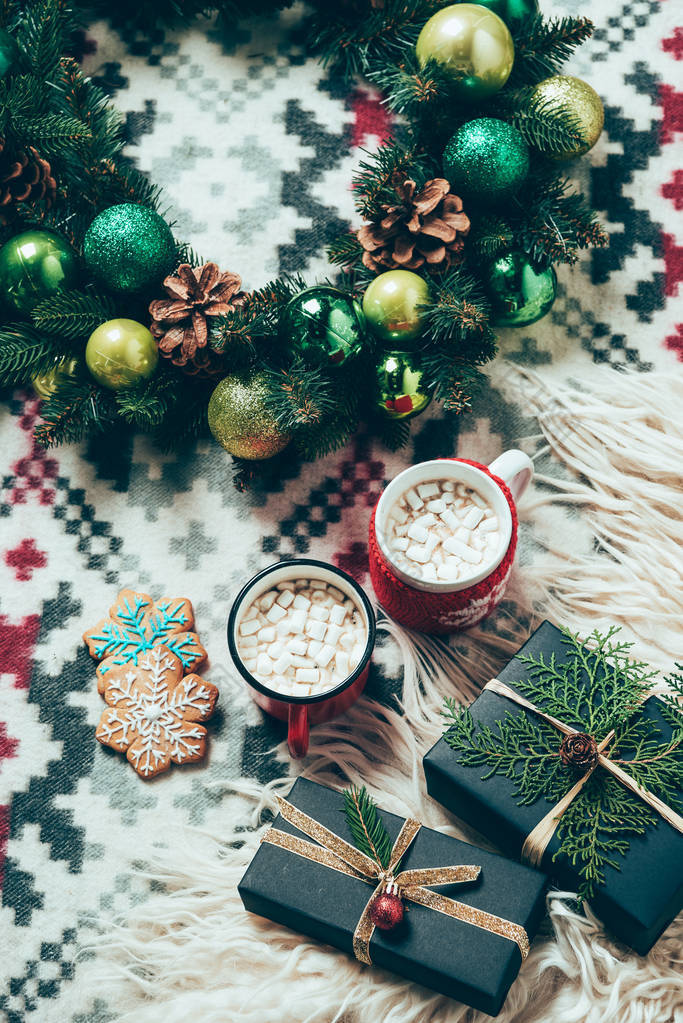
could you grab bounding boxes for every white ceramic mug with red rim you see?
[227,559,376,758]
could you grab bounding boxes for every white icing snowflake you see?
[95,645,218,778]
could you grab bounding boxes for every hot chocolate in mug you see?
[368,450,533,633]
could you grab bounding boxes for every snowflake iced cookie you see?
[83,589,207,693]
[95,644,218,778]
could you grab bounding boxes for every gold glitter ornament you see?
[207,371,291,460]
[529,75,604,159]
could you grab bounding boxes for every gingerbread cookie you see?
[83,589,207,694]
[95,644,218,778]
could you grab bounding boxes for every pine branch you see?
[12,113,92,156]
[327,231,365,271]
[352,141,431,220]
[31,289,120,340]
[342,785,394,869]
[470,216,514,261]
[115,370,179,429]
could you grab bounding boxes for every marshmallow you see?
[266,603,287,624]
[239,618,260,637]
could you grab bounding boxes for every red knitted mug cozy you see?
[368,459,519,634]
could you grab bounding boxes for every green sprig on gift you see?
[442,627,683,901]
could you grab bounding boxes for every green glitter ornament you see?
[362,270,430,346]
[0,28,19,79]
[208,372,291,460]
[486,251,557,326]
[375,349,432,420]
[281,286,367,368]
[416,4,514,101]
[85,318,159,390]
[472,0,538,30]
[83,204,176,294]
[0,230,79,313]
[442,118,529,201]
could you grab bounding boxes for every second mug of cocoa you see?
[368,450,533,633]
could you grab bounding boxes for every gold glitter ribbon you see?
[484,679,683,869]
[261,795,530,965]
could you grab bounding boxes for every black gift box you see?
[238,777,547,1016]
[424,620,683,955]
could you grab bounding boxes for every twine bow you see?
[484,679,683,868]
[262,795,530,964]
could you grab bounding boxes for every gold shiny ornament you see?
[529,75,604,159]
[362,270,431,345]
[415,4,514,101]
[32,357,79,399]
[208,372,291,460]
[85,318,159,391]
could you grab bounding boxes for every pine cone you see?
[358,177,470,273]
[149,263,245,377]
[559,732,599,771]
[0,138,57,225]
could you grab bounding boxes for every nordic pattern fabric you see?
[0,2,682,1021]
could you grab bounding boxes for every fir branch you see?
[115,371,179,430]
[510,15,594,87]
[262,360,336,430]
[12,113,92,156]
[508,88,587,156]
[352,141,431,220]
[327,231,365,271]
[34,379,118,446]
[469,216,514,261]
[342,785,393,869]
[31,289,119,340]
[0,324,67,384]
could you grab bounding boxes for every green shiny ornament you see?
[83,203,176,294]
[375,349,432,420]
[32,357,79,400]
[0,230,79,313]
[0,28,19,78]
[85,318,159,390]
[415,4,514,101]
[529,75,604,159]
[471,0,538,30]
[208,372,291,460]
[281,286,367,368]
[443,118,529,200]
[362,270,431,346]
[486,251,557,326]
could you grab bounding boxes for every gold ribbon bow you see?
[484,679,683,868]
[262,795,530,964]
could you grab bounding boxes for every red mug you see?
[227,559,376,758]
[368,451,533,633]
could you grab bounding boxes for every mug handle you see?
[288,703,309,759]
[488,449,534,503]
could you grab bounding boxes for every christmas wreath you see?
[0,0,606,486]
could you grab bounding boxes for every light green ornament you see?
[362,270,431,346]
[416,4,514,101]
[85,318,159,390]
[486,251,557,326]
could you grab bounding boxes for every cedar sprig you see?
[343,785,394,870]
[442,627,683,901]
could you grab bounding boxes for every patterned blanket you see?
[0,2,680,1020]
